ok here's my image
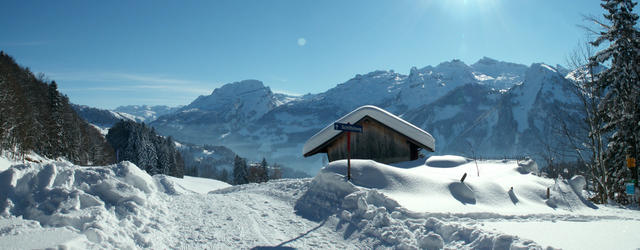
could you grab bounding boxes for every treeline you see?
[180,143,235,180]
[0,51,115,165]
[232,156,282,185]
[106,120,185,178]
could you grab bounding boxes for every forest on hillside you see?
[0,51,115,165]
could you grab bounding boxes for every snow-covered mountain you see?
[114,105,181,123]
[72,104,143,127]
[150,58,580,173]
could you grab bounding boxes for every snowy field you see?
[1,155,639,249]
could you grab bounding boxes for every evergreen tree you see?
[106,120,184,178]
[232,155,248,185]
[589,0,640,203]
[260,157,269,182]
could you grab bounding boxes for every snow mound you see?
[448,182,476,204]
[156,175,230,194]
[0,216,91,249]
[295,163,544,249]
[516,157,539,174]
[306,158,596,215]
[425,155,470,168]
[0,161,171,248]
[0,159,12,172]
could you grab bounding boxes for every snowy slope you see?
[1,156,639,249]
[72,104,143,129]
[470,57,528,90]
[114,105,181,123]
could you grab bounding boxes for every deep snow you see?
[1,155,639,249]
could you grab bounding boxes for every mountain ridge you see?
[148,57,580,173]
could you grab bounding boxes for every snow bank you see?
[295,163,544,249]
[425,155,470,168]
[0,161,171,248]
[314,158,595,214]
[0,216,88,249]
[0,156,12,172]
[159,175,231,194]
[516,157,539,174]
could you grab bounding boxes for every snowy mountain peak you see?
[114,105,181,123]
[473,56,500,65]
[188,79,274,111]
[435,59,471,70]
[470,57,528,90]
[471,56,527,74]
[208,79,269,96]
[525,63,563,83]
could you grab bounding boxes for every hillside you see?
[150,58,582,173]
[1,156,638,249]
[114,105,181,123]
[0,52,115,165]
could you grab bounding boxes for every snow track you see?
[167,179,357,249]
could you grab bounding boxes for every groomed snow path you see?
[166,179,360,249]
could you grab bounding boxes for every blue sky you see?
[0,0,615,109]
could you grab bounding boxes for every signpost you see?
[626,182,635,195]
[627,157,636,168]
[334,122,363,180]
[627,156,637,188]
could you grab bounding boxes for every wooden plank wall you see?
[327,117,413,164]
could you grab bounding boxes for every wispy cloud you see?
[49,71,216,94]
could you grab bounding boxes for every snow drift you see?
[293,159,560,249]
[307,158,595,215]
[0,160,195,249]
[2,154,637,249]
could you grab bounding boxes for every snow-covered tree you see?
[589,0,640,203]
[106,120,184,178]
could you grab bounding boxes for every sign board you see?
[334,122,363,133]
[626,183,635,195]
[334,122,362,180]
[627,157,636,168]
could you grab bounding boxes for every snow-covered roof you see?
[302,105,435,156]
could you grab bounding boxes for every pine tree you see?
[106,120,183,177]
[260,157,269,182]
[232,155,248,185]
[589,0,640,203]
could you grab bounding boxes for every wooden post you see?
[546,187,550,199]
[347,131,351,180]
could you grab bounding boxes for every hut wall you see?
[326,117,413,164]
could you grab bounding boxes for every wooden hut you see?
[302,105,435,164]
